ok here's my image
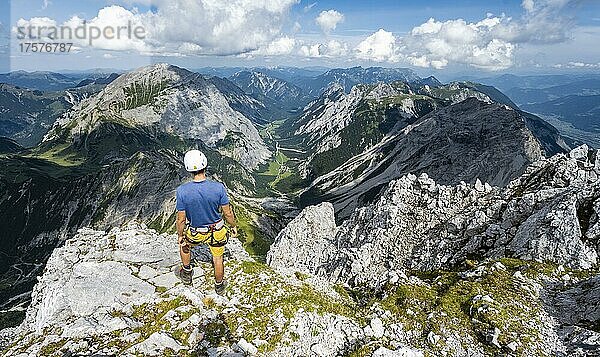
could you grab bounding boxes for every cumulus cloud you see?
[16,0,299,56]
[315,10,344,33]
[254,36,296,55]
[357,0,578,70]
[299,40,347,58]
[143,0,299,55]
[397,17,515,70]
[355,29,399,62]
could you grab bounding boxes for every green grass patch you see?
[28,143,84,167]
[233,203,273,260]
[358,260,553,354]
[222,260,364,352]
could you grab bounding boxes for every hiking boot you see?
[215,280,227,295]
[177,266,193,285]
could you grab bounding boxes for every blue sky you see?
[1,0,600,75]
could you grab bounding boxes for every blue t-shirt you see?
[176,180,230,227]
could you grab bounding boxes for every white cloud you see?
[554,61,600,69]
[303,2,317,13]
[41,0,51,10]
[15,16,57,33]
[299,43,321,57]
[315,9,344,33]
[16,0,300,56]
[178,42,203,54]
[144,0,299,55]
[299,39,347,58]
[325,40,347,56]
[255,36,296,55]
[15,7,151,52]
[398,17,516,70]
[350,0,579,70]
[522,0,535,13]
[292,21,302,32]
[355,29,399,62]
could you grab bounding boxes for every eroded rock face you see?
[552,275,600,327]
[270,145,600,286]
[267,202,338,274]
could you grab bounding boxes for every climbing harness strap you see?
[185,219,228,247]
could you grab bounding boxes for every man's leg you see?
[179,241,192,268]
[210,245,227,295]
[177,240,193,285]
[212,254,224,283]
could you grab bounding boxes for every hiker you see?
[175,149,238,294]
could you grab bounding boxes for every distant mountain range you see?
[506,79,600,105]
[0,74,117,147]
[472,73,600,148]
[0,71,80,91]
[0,84,71,147]
[284,80,566,219]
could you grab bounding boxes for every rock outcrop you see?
[1,224,368,356]
[266,147,600,356]
[271,145,599,287]
[267,202,337,274]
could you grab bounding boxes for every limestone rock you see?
[269,146,600,287]
[1,224,365,357]
[267,202,337,275]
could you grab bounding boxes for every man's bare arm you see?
[221,204,237,236]
[176,211,187,242]
[221,204,236,227]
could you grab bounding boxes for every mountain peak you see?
[43,64,271,168]
[110,63,193,87]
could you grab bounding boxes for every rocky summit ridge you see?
[1,224,367,356]
[1,146,599,357]
[271,145,600,285]
[268,145,600,355]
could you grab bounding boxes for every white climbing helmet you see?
[183,150,208,172]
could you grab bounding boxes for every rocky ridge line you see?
[270,145,599,286]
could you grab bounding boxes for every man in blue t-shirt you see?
[175,150,237,294]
